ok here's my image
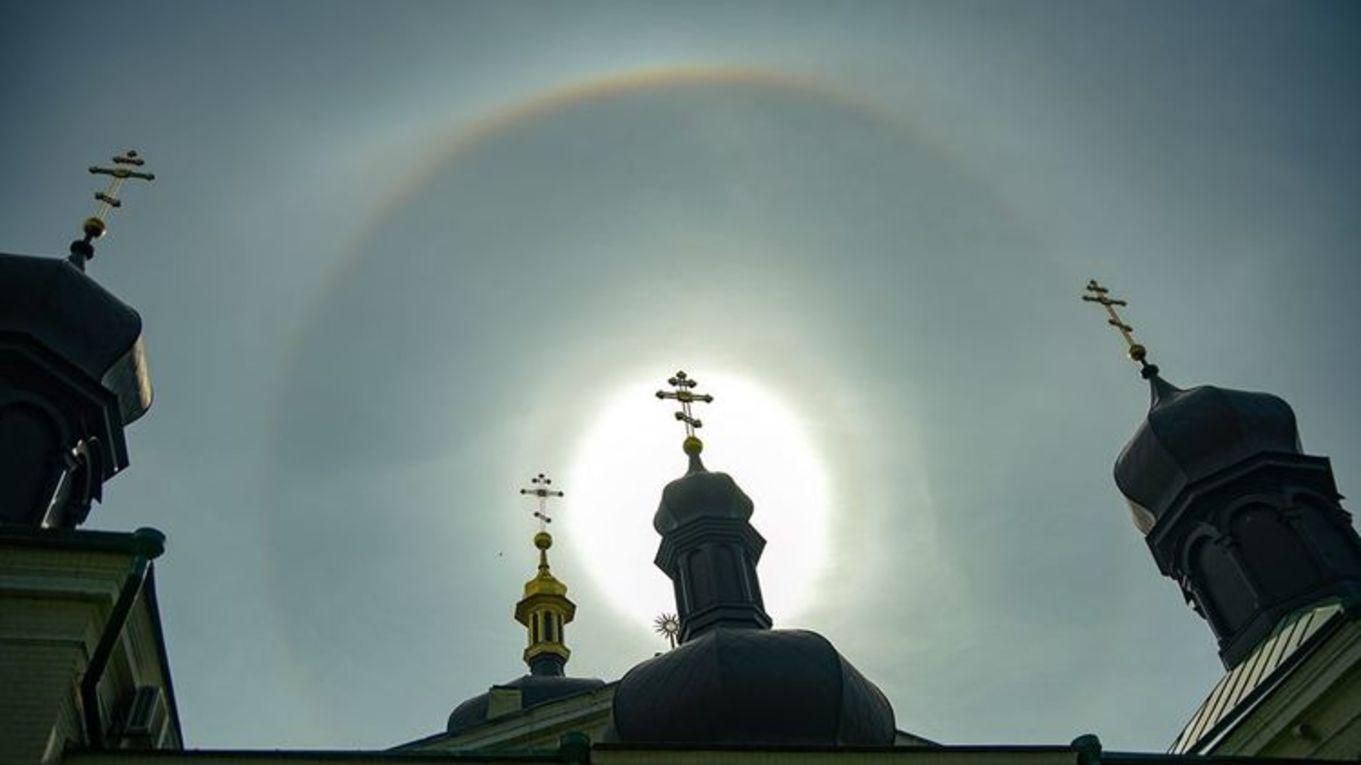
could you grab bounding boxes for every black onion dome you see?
[446,675,605,734]
[1115,375,1301,533]
[0,252,151,425]
[607,628,895,746]
[653,454,754,534]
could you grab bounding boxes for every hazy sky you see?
[3,0,1359,753]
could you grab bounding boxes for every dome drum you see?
[655,490,771,641]
[1143,452,1361,668]
[656,522,771,641]
[1114,375,1361,668]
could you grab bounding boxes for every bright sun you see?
[566,369,831,630]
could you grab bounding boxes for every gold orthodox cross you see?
[90,150,156,220]
[1082,279,1158,377]
[70,150,156,270]
[655,370,714,440]
[520,473,564,529]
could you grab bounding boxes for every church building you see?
[2,156,1360,764]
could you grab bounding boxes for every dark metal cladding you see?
[653,454,755,534]
[607,628,896,746]
[609,451,896,746]
[653,452,771,641]
[1114,374,1361,668]
[1115,376,1300,528]
[0,252,152,528]
[445,675,605,734]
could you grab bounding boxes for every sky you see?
[3,0,1360,753]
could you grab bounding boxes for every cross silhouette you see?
[1082,279,1158,377]
[655,370,714,439]
[519,473,564,529]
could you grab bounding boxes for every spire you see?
[607,369,897,747]
[513,473,575,677]
[69,150,155,271]
[651,371,771,642]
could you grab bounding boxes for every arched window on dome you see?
[1232,504,1316,601]
[1294,494,1361,578]
[1191,536,1253,631]
[0,401,66,525]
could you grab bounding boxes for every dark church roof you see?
[608,423,897,747]
[607,627,896,746]
[446,674,607,734]
[1114,375,1300,533]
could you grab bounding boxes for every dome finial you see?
[515,471,575,676]
[69,149,156,272]
[1082,279,1161,380]
[655,370,714,469]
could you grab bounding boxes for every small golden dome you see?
[534,531,553,550]
[683,435,704,456]
[1128,343,1147,362]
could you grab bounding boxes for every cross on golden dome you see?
[1082,279,1159,378]
[519,472,564,530]
[655,370,714,455]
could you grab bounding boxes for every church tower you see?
[606,371,898,746]
[0,151,155,528]
[515,475,577,676]
[441,474,605,745]
[0,152,181,761]
[652,373,771,642]
[1084,281,1361,669]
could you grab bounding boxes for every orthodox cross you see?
[519,472,564,530]
[655,370,714,440]
[1082,279,1158,378]
[70,150,156,270]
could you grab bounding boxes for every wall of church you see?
[1210,616,1361,759]
[58,748,1094,765]
[409,686,614,753]
[0,539,179,763]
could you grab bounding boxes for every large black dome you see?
[1115,375,1300,533]
[606,627,896,746]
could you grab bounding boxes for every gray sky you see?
[3,0,1359,752]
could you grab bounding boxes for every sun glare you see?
[566,370,831,631]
